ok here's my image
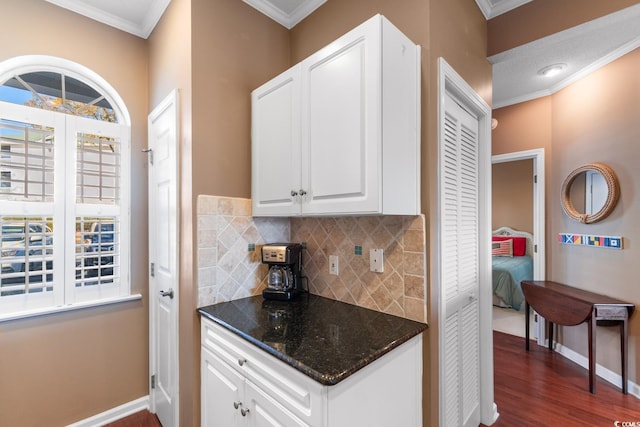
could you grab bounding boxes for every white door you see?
[148,90,179,427]
[300,17,380,215]
[586,170,607,214]
[251,65,301,217]
[440,92,482,427]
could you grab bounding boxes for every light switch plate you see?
[369,249,384,273]
[329,255,339,275]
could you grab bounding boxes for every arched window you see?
[0,56,132,320]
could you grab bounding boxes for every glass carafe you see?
[268,265,284,290]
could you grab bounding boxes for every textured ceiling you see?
[490,4,640,108]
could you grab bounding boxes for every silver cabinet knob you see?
[291,190,298,197]
[238,358,247,367]
[241,408,250,416]
[233,401,241,410]
[299,189,307,196]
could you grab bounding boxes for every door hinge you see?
[151,374,156,389]
[534,174,538,184]
[150,262,155,277]
[142,148,154,165]
[534,244,538,253]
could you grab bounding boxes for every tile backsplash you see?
[291,216,426,322]
[197,195,427,323]
[196,195,289,307]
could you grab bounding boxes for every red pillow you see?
[492,236,527,256]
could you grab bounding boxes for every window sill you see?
[0,294,143,323]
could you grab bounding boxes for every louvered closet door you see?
[440,93,481,427]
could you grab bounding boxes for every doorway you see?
[491,149,545,344]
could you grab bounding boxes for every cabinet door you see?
[201,348,245,427]
[300,17,381,215]
[245,380,309,427]
[251,65,302,216]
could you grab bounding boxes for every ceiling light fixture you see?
[537,63,567,78]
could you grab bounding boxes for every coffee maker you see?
[261,243,303,301]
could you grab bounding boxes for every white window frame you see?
[0,56,138,321]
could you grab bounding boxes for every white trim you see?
[44,0,170,39]
[474,0,532,19]
[437,58,498,426]
[65,395,150,427]
[0,294,142,323]
[0,55,131,125]
[242,0,327,29]
[555,343,640,400]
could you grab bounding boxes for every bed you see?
[492,226,534,310]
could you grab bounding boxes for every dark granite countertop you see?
[198,294,427,386]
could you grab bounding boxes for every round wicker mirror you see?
[561,162,619,223]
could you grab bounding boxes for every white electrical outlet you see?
[370,249,384,273]
[329,255,339,275]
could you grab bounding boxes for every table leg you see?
[525,302,530,351]
[622,315,628,394]
[548,321,554,351]
[589,309,596,394]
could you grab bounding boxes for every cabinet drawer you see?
[595,305,628,319]
[201,318,323,426]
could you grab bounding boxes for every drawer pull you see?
[241,408,250,417]
[233,401,241,410]
[238,358,247,367]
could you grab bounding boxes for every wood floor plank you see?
[489,331,640,427]
[103,410,162,427]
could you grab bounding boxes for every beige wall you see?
[191,0,290,200]
[148,0,196,425]
[492,160,534,234]
[487,0,640,56]
[551,49,640,378]
[0,1,150,426]
[149,0,291,425]
[492,49,640,386]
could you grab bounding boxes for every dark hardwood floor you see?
[102,410,162,427]
[110,331,640,427]
[489,331,640,426]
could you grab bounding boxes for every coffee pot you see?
[261,243,303,301]
[267,265,294,291]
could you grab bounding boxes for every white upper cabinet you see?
[251,14,420,217]
[251,65,301,216]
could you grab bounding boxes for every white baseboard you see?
[66,396,150,427]
[555,343,640,399]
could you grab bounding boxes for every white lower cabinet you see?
[201,317,423,427]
